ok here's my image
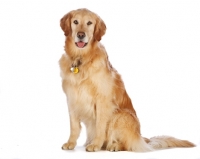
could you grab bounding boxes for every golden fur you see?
[59,8,195,152]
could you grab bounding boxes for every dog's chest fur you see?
[59,53,113,122]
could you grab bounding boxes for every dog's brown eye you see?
[74,20,78,25]
[87,21,92,25]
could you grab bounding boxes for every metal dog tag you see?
[70,67,79,74]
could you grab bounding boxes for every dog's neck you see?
[71,57,82,67]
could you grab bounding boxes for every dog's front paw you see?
[86,144,100,152]
[62,142,76,150]
[107,143,121,152]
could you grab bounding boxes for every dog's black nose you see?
[77,32,85,39]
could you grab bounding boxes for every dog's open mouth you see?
[75,41,88,48]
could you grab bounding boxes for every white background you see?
[0,0,200,158]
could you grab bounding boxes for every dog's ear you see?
[60,11,74,36]
[94,16,106,41]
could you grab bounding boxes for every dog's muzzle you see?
[75,32,88,48]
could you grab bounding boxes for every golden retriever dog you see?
[59,8,195,152]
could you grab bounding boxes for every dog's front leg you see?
[62,112,81,150]
[86,101,112,152]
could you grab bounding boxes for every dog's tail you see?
[131,136,195,152]
[146,135,195,150]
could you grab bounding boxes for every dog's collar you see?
[70,59,81,74]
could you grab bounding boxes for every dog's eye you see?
[74,20,78,25]
[87,21,92,25]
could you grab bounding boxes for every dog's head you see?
[60,8,106,49]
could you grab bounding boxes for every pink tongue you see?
[77,42,85,48]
